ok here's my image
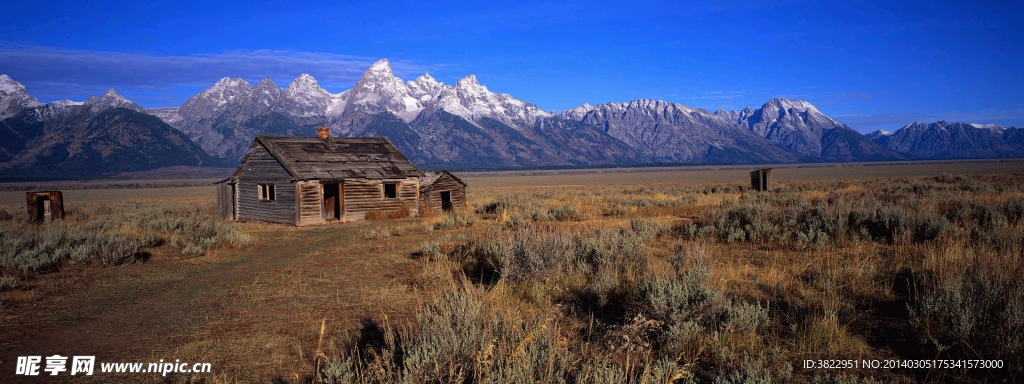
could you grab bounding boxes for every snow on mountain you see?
[865,129,893,140]
[733,98,839,157]
[562,103,594,121]
[282,74,338,118]
[0,74,42,119]
[178,77,253,120]
[155,59,561,159]
[84,88,143,113]
[870,121,1024,159]
[407,73,443,102]
[340,59,422,122]
[1,75,145,124]
[560,98,802,164]
[434,74,552,129]
[725,98,904,161]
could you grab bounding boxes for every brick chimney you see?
[317,126,330,140]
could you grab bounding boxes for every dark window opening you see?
[383,183,398,199]
[259,184,276,201]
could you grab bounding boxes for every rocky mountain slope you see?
[156,59,920,167]
[561,100,805,164]
[868,121,1024,159]
[714,98,905,161]
[157,59,638,167]
[0,75,42,120]
[0,83,223,178]
[4,58,1022,177]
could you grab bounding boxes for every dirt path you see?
[0,225,381,382]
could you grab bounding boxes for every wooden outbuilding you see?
[215,134,424,225]
[419,170,467,213]
[26,191,64,222]
[750,168,773,191]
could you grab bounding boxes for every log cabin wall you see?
[421,173,467,213]
[296,180,324,226]
[216,182,235,221]
[342,177,419,222]
[236,145,297,224]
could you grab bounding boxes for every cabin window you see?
[258,184,276,201]
[383,183,398,199]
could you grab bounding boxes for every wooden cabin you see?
[215,134,423,225]
[26,191,64,222]
[419,170,467,213]
[750,168,773,191]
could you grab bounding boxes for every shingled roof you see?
[419,170,467,192]
[235,136,422,181]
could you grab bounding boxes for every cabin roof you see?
[231,136,422,181]
[419,170,467,192]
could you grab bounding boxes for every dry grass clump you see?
[332,173,1022,383]
[908,263,1024,370]
[360,224,407,240]
[0,200,253,287]
[424,208,478,232]
[323,219,789,383]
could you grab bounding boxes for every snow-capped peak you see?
[345,59,422,122]
[970,123,1002,129]
[561,102,596,120]
[763,98,819,113]
[256,78,278,88]
[418,73,438,84]
[84,88,141,112]
[867,129,894,138]
[355,60,405,92]
[284,74,329,106]
[366,58,393,75]
[408,73,443,101]
[287,74,320,90]
[0,74,43,119]
[0,74,29,95]
[195,77,253,108]
[216,77,250,87]
[435,74,552,128]
[455,75,487,93]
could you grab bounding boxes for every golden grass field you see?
[1,159,1023,383]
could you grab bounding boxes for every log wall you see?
[296,180,324,226]
[236,145,297,224]
[342,178,419,222]
[420,174,467,213]
[216,182,235,221]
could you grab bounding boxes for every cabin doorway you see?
[761,171,768,191]
[323,183,341,221]
[440,191,452,211]
[37,196,51,222]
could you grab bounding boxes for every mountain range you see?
[0,75,223,178]
[1,60,1021,178]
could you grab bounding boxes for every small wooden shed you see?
[215,135,424,225]
[750,168,773,191]
[419,170,467,213]
[26,191,65,222]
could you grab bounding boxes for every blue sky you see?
[1,0,1021,132]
